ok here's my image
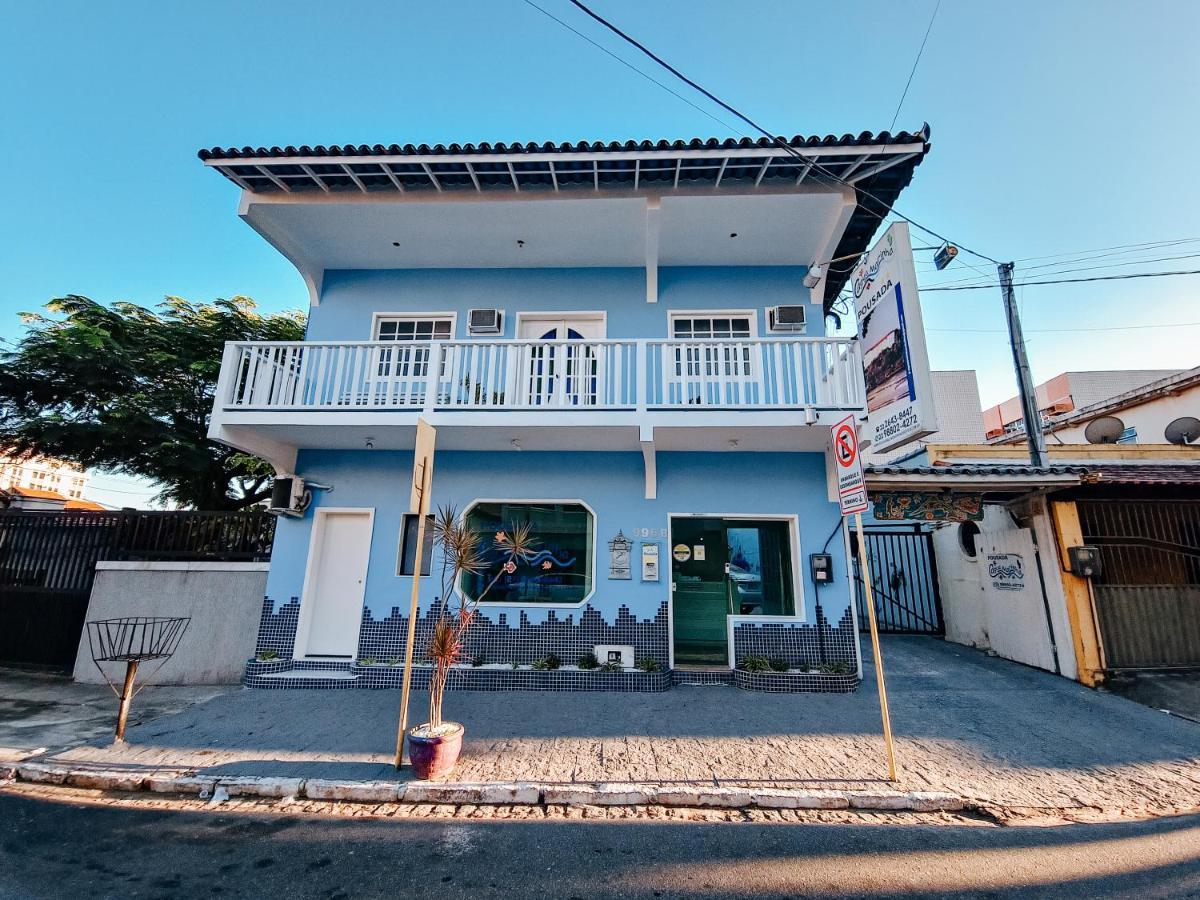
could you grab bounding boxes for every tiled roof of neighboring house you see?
[1090,463,1200,485]
[64,498,107,511]
[867,463,1091,477]
[198,128,930,311]
[10,486,70,500]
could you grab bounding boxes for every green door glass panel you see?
[671,518,796,666]
[671,518,730,664]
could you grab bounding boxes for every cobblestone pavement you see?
[17,638,1200,819]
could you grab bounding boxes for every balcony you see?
[211,338,865,465]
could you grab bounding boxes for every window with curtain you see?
[461,502,594,604]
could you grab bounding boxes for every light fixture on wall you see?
[802,264,824,290]
[364,436,376,450]
[804,407,818,426]
[511,438,522,451]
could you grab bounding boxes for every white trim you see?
[94,561,269,572]
[461,498,598,609]
[293,507,375,661]
[667,309,759,339]
[370,311,458,341]
[666,512,806,671]
[514,310,608,338]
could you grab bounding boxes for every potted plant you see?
[406,505,535,780]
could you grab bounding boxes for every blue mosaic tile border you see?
[733,670,861,693]
[731,609,858,669]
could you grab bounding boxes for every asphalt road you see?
[2,794,1199,899]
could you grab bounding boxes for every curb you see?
[3,762,964,813]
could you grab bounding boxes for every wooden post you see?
[855,512,897,782]
[115,659,139,742]
[396,419,436,769]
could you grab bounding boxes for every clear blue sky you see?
[3,0,1198,503]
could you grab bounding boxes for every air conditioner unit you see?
[467,308,503,335]
[268,477,310,518]
[768,305,807,333]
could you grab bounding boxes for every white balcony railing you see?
[222,338,864,413]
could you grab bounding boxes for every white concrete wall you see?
[868,370,987,464]
[1049,384,1200,445]
[73,562,267,685]
[931,501,1077,680]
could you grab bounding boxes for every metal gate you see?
[1077,500,1200,669]
[0,511,275,670]
[852,527,944,635]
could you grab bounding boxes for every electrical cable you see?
[563,0,1002,266]
[928,320,1200,334]
[890,0,941,131]
[921,250,1200,289]
[922,268,1200,290]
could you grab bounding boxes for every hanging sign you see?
[831,414,869,516]
[873,491,984,522]
[853,222,939,453]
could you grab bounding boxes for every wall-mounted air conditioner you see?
[467,308,503,335]
[268,477,311,518]
[768,305,807,333]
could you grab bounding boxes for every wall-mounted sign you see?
[641,543,660,581]
[693,545,706,561]
[873,491,984,522]
[853,222,938,453]
[608,530,633,580]
[672,543,691,562]
[987,553,1026,592]
[831,414,869,515]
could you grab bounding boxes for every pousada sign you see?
[853,222,939,453]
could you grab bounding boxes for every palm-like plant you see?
[423,505,537,730]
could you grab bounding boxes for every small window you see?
[958,521,980,559]
[375,317,453,342]
[398,514,434,576]
[671,315,753,340]
[461,502,594,604]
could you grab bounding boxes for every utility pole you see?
[998,262,1046,467]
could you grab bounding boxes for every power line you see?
[928,320,1200,334]
[890,0,941,131]
[563,0,1002,266]
[922,268,1200,291]
[519,0,744,136]
[922,250,1200,289]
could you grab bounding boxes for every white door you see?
[517,317,605,406]
[296,510,373,658]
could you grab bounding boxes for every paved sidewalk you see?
[9,638,1200,819]
[0,668,229,760]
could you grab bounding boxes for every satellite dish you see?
[1085,416,1126,444]
[1164,416,1200,445]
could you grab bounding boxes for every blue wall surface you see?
[307,266,822,341]
[264,449,852,627]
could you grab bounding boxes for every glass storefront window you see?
[461,502,594,604]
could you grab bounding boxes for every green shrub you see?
[817,662,852,675]
[386,656,401,667]
[577,651,600,670]
[599,660,623,673]
[471,653,486,668]
[358,657,377,667]
[768,657,790,672]
[634,656,661,673]
[532,654,562,671]
[510,660,520,669]
[739,654,772,673]
[256,649,278,662]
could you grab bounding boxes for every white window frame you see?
[370,312,457,342]
[665,309,760,406]
[667,309,759,340]
[460,498,598,609]
[514,310,608,338]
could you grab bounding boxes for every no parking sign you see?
[831,414,869,515]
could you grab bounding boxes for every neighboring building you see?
[991,365,1200,447]
[0,457,88,500]
[866,370,985,464]
[199,129,932,689]
[867,442,1200,685]
[983,369,1180,441]
[0,485,107,511]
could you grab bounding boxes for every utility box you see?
[809,552,834,585]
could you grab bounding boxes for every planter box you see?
[733,669,860,693]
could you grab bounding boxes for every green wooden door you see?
[671,518,731,664]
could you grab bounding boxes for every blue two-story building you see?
[200,130,930,691]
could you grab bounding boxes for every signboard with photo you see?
[853,222,938,452]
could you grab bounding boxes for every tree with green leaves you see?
[0,295,305,509]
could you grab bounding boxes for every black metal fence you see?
[852,527,945,635]
[0,510,275,669]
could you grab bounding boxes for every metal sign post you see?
[396,418,436,769]
[831,415,897,782]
